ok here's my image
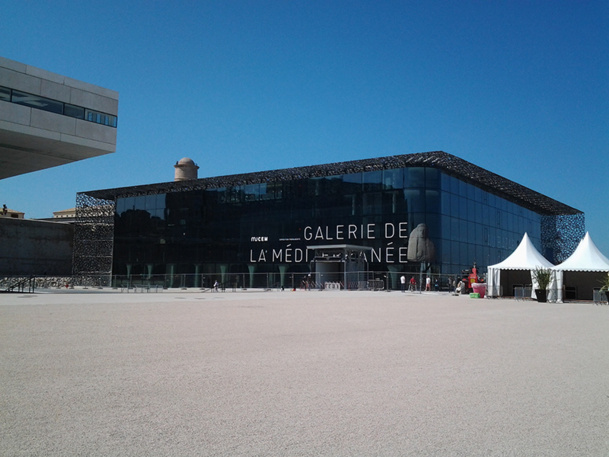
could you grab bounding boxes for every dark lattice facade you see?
[73,193,115,284]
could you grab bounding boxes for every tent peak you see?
[488,232,554,270]
[554,232,609,272]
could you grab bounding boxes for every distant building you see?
[0,207,25,219]
[174,158,199,181]
[53,208,77,219]
[32,208,77,224]
[75,151,584,289]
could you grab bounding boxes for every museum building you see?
[74,151,584,289]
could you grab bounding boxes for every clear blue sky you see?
[1,1,608,255]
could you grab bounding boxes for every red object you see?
[472,283,486,298]
[468,273,477,288]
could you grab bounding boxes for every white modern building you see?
[0,56,118,179]
[0,57,118,276]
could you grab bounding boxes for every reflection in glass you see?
[343,172,362,185]
[363,171,382,192]
[0,86,10,101]
[64,104,85,119]
[12,90,63,114]
[425,168,440,187]
[404,189,424,213]
[407,167,425,187]
[110,164,564,278]
[383,169,403,190]
[425,190,440,213]
[133,195,147,211]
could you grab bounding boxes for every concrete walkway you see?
[1,289,608,456]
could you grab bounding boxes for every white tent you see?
[553,233,609,302]
[487,233,554,298]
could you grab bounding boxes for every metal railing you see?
[1,276,36,293]
[514,286,533,301]
[593,288,609,305]
[1,271,464,293]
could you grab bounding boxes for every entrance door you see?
[314,261,342,287]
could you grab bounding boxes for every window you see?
[467,182,476,201]
[450,217,459,241]
[450,175,460,195]
[441,191,451,215]
[85,109,118,127]
[145,194,158,210]
[1,86,117,127]
[450,194,460,217]
[383,169,403,190]
[343,172,362,185]
[12,90,63,114]
[363,170,382,192]
[122,197,135,211]
[422,189,439,214]
[425,168,440,188]
[133,195,147,211]
[0,86,10,101]
[363,192,382,215]
[244,183,260,201]
[155,193,166,209]
[64,104,85,119]
[116,198,126,215]
[343,194,357,216]
[404,189,425,212]
[407,167,425,188]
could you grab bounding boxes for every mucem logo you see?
[250,236,268,242]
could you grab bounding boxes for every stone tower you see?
[174,157,199,181]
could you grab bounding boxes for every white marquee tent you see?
[553,232,609,302]
[487,233,554,299]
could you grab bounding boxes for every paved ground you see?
[1,289,608,456]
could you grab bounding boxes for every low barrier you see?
[120,285,161,293]
[0,272,490,294]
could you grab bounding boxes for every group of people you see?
[400,275,461,293]
[400,275,417,292]
[398,263,481,294]
[400,275,440,292]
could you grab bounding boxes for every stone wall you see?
[0,218,74,275]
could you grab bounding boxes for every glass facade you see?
[112,166,547,282]
[439,173,541,275]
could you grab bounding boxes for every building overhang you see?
[0,116,116,179]
[0,57,118,179]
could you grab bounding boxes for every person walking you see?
[400,275,406,292]
[409,276,416,292]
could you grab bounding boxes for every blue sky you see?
[1,1,608,255]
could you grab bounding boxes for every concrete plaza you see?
[1,289,608,456]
